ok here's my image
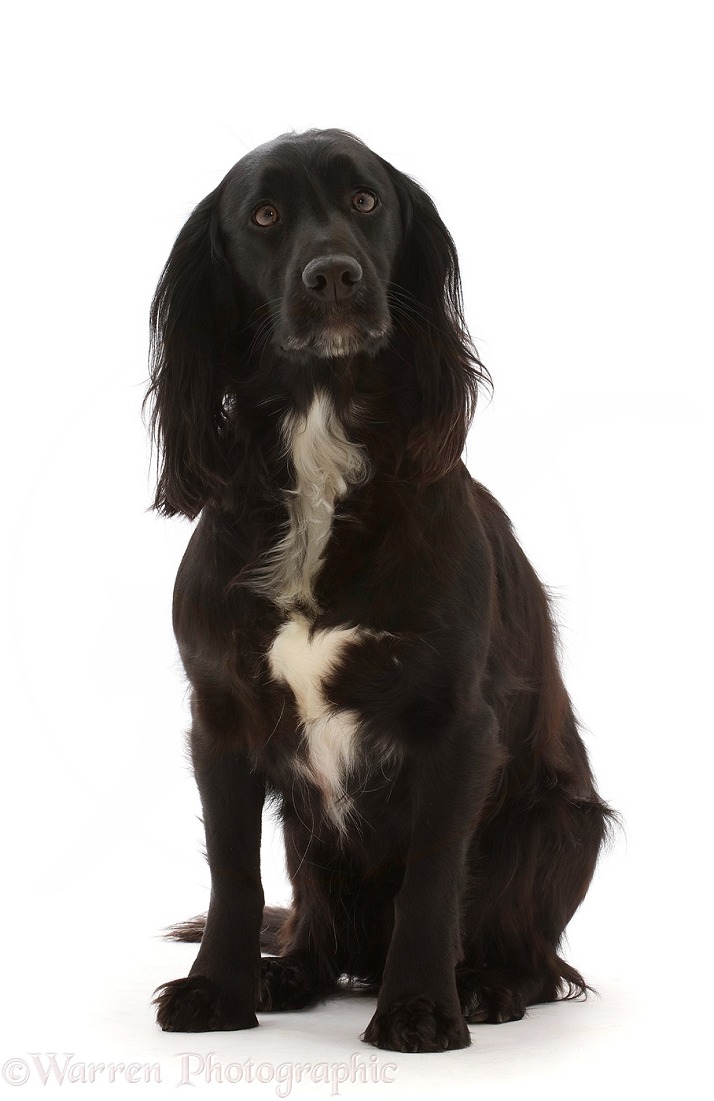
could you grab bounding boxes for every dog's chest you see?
[267,617,366,829]
[262,393,371,829]
[255,392,367,614]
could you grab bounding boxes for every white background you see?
[2,0,712,1096]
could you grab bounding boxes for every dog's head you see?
[145,129,487,518]
[218,129,402,361]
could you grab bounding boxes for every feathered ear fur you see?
[381,163,491,484]
[144,187,232,519]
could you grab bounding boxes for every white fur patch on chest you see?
[267,616,364,831]
[259,392,373,830]
[252,391,368,615]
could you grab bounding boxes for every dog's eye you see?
[252,203,280,227]
[352,190,378,213]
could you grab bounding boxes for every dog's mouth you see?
[280,319,391,359]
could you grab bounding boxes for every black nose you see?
[302,255,363,302]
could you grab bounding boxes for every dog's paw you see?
[257,955,329,1012]
[362,995,471,1053]
[462,988,526,1024]
[462,991,526,1024]
[456,966,532,1024]
[153,976,258,1032]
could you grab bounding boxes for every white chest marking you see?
[252,392,368,615]
[260,393,372,830]
[267,617,363,831]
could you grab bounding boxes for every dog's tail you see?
[162,905,290,954]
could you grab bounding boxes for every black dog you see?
[146,129,614,1053]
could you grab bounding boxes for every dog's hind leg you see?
[457,782,613,1024]
[256,817,354,1013]
[257,817,400,1013]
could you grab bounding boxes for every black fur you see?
[147,129,615,1053]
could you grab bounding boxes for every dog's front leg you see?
[154,703,265,1032]
[363,703,499,1053]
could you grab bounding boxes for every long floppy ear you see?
[381,162,491,484]
[144,187,233,519]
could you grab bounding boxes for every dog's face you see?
[216,130,403,361]
[147,128,484,518]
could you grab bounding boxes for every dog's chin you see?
[279,321,390,360]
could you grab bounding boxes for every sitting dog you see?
[147,128,614,1052]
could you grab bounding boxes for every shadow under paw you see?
[153,975,258,1032]
[362,995,471,1052]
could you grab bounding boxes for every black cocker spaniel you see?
[146,128,614,1053]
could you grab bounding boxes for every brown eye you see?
[352,190,378,213]
[252,203,280,227]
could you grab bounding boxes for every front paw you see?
[362,995,471,1053]
[153,976,258,1032]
